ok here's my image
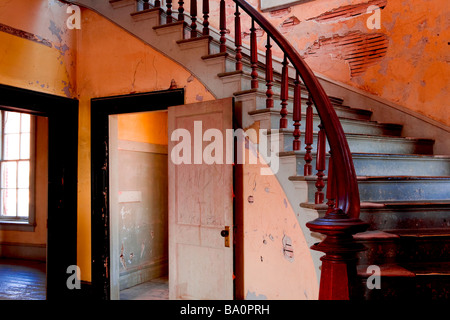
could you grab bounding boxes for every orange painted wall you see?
[208,0,449,126]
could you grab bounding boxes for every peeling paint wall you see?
[237,139,319,300]
[208,0,449,126]
[0,0,77,98]
[115,112,169,289]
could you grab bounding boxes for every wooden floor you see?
[0,258,46,300]
[120,276,169,300]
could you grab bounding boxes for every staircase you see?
[71,0,450,300]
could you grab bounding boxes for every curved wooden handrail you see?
[233,0,360,219]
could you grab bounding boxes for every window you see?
[0,111,35,229]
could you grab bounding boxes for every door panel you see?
[168,98,234,300]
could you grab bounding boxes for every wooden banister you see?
[232,0,369,300]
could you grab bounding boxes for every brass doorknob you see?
[221,229,229,237]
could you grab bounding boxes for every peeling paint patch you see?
[279,16,300,34]
[196,94,204,102]
[307,0,387,23]
[0,22,52,47]
[282,235,294,262]
[269,7,291,18]
[48,20,63,42]
[246,291,268,300]
[304,31,389,77]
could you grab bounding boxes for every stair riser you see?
[269,132,434,155]
[237,92,373,121]
[360,208,450,231]
[357,237,450,265]
[253,112,402,136]
[302,179,450,203]
[285,153,450,177]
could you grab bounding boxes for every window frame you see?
[0,110,36,231]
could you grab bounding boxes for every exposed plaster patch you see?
[279,16,301,34]
[307,0,387,23]
[304,31,389,77]
[246,291,268,300]
[48,20,63,42]
[269,7,292,18]
[0,22,52,47]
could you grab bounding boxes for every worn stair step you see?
[354,228,450,266]
[301,201,450,232]
[250,108,402,136]
[291,176,450,203]
[268,129,434,155]
[279,152,450,177]
[233,85,373,121]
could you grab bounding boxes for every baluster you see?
[143,0,150,10]
[293,72,301,150]
[202,0,209,35]
[265,36,274,109]
[178,0,185,21]
[166,0,173,23]
[315,123,326,204]
[234,4,243,71]
[250,20,258,89]
[154,0,161,7]
[304,94,313,176]
[190,0,197,38]
[219,0,226,52]
[326,155,336,213]
[279,55,288,129]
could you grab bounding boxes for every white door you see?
[168,98,234,300]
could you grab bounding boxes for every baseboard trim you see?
[0,242,46,261]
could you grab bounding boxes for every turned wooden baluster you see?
[234,4,243,71]
[202,0,209,35]
[293,72,301,150]
[304,94,313,176]
[315,122,326,204]
[250,19,258,89]
[219,0,226,52]
[265,36,274,109]
[326,155,336,213]
[143,0,150,10]
[279,55,289,129]
[154,0,161,7]
[190,0,197,38]
[178,0,185,21]
[166,0,173,23]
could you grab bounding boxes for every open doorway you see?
[109,111,169,300]
[0,84,78,300]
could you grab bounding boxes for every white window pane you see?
[1,189,16,217]
[4,112,21,134]
[21,114,31,133]
[1,162,17,189]
[17,189,29,218]
[20,133,30,159]
[18,161,30,189]
[4,133,20,160]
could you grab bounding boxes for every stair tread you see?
[280,151,450,159]
[291,175,450,182]
[271,128,434,142]
[357,264,415,277]
[300,200,450,210]
[400,262,450,275]
[385,228,450,237]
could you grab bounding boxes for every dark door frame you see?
[0,84,79,300]
[90,88,184,300]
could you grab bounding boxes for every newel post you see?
[306,209,368,300]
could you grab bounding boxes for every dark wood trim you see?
[90,89,184,300]
[0,84,79,300]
